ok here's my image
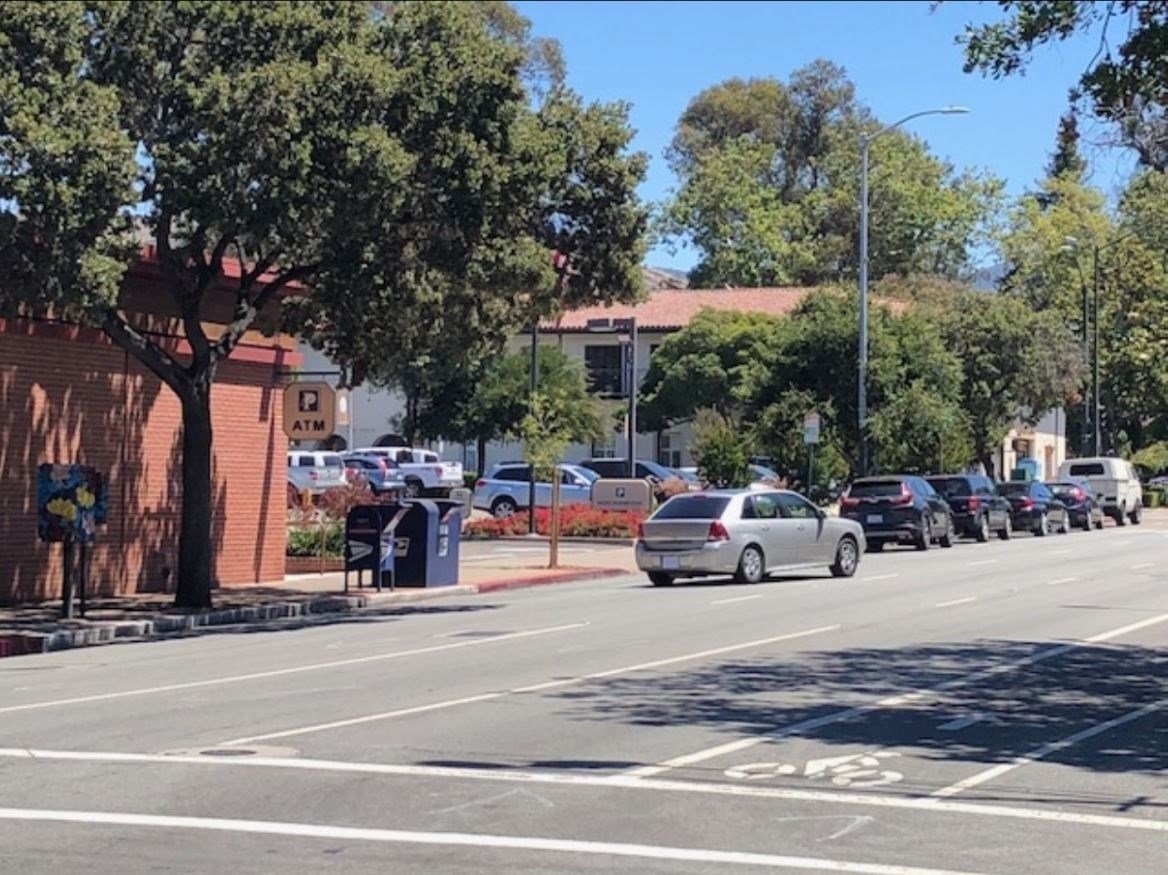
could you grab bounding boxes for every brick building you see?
[0,252,295,603]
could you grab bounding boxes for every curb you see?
[0,572,629,660]
[474,567,630,594]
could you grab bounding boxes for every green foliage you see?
[1132,441,1168,475]
[639,309,785,430]
[520,388,596,482]
[660,62,1004,287]
[958,1,1168,169]
[287,523,344,558]
[691,410,752,488]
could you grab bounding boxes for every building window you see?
[591,431,618,458]
[658,432,682,468]
[584,345,623,396]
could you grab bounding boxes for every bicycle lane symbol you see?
[724,750,904,789]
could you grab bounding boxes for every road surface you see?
[1,524,1165,874]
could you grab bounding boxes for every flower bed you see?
[464,504,644,539]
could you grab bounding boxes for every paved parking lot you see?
[0,523,1165,873]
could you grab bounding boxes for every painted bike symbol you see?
[724,750,903,789]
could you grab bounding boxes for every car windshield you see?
[848,480,904,497]
[652,495,731,519]
[927,477,971,497]
[570,467,600,483]
[640,461,676,480]
[998,482,1031,496]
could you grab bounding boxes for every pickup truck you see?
[352,447,463,498]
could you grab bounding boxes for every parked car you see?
[925,474,1012,542]
[287,451,347,496]
[1056,457,1144,525]
[473,463,599,518]
[840,475,954,552]
[635,489,865,586]
[581,458,686,501]
[996,480,1069,536]
[676,464,782,488]
[1046,479,1105,531]
[341,452,406,496]
[352,446,463,498]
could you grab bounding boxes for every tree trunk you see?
[175,383,215,609]
[476,435,487,477]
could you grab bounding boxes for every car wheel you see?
[648,572,674,587]
[976,514,990,543]
[1035,513,1049,537]
[734,545,765,584]
[998,515,1012,540]
[915,518,932,551]
[1116,503,1127,527]
[866,541,885,553]
[1081,513,1093,532]
[939,515,954,548]
[830,536,859,578]
[1059,514,1071,535]
[491,496,518,519]
[1094,515,1105,530]
[1130,503,1143,525]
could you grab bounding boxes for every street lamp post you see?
[858,106,969,476]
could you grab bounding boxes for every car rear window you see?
[848,480,904,497]
[322,455,343,468]
[1068,462,1106,476]
[652,495,731,520]
[998,482,1030,496]
[927,477,971,497]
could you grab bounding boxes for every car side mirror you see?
[816,508,826,520]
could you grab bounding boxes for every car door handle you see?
[760,525,771,531]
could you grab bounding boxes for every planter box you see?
[285,556,344,574]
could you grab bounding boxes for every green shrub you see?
[692,409,751,488]
[287,522,344,557]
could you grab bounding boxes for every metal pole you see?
[806,443,814,501]
[1092,246,1101,455]
[549,465,561,569]
[627,317,638,479]
[528,320,538,535]
[1081,278,1089,455]
[858,134,870,477]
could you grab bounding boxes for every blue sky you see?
[514,0,1127,272]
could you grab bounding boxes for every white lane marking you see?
[228,625,839,744]
[860,574,899,582]
[0,807,995,875]
[1131,562,1155,570]
[1,749,1166,835]
[0,623,588,716]
[1049,549,1072,556]
[623,610,1168,779]
[967,560,998,567]
[711,595,764,605]
[938,713,1001,732]
[931,700,1166,799]
[1044,577,1078,586]
[935,597,976,608]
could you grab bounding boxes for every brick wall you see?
[0,317,288,603]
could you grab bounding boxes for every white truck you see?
[353,447,464,499]
[1057,456,1145,525]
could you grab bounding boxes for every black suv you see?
[926,474,1013,542]
[841,475,954,552]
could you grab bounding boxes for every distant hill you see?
[642,266,689,289]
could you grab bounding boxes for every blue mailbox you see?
[394,499,462,587]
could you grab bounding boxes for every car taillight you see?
[475,479,486,490]
[434,466,443,477]
[1073,488,1085,502]
[1019,497,1034,510]
[707,521,730,541]
[968,496,980,511]
[891,484,913,507]
[636,522,645,539]
[840,493,860,509]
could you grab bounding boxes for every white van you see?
[1056,457,1144,525]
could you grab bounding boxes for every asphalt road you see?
[1,523,1166,874]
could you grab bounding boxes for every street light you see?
[586,316,639,479]
[858,105,970,476]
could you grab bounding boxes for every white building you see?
[295,286,1067,480]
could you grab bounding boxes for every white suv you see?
[1057,457,1144,525]
[287,451,348,495]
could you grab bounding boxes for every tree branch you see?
[101,307,189,397]
[212,262,316,363]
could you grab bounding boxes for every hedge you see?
[465,504,644,539]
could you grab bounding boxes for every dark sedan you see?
[1046,479,1105,531]
[926,474,1013,541]
[996,480,1069,536]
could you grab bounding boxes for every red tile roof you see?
[545,287,814,332]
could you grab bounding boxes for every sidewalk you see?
[0,541,638,659]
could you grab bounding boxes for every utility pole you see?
[528,320,538,535]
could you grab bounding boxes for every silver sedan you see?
[635,489,865,587]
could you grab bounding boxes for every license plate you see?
[661,556,680,570]
[867,514,883,524]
